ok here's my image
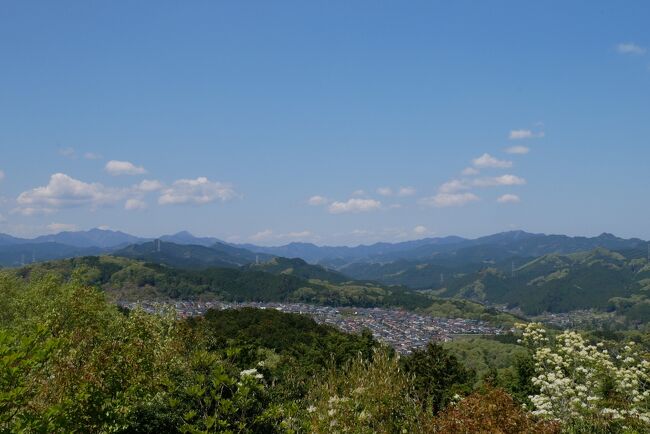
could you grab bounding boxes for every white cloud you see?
[473,174,526,187]
[461,167,479,176]
[134,179,164,192]
[307,195,329,206]
[105,160,147,176]
[124,198,147,210]
[249,229,315,243]
[84,152,102,160]
[15,173,123,215]
[158,177,236,205]
[472,175,526,187]
[617,42,646,55]
[505,145,530,154]
[439,179,469,193]
[249,229,274,242]
[377,187,393,196]
[413,225,428,235]
[420,192,479,208]
[58,147,76,158]
[283,230,312,239]
[351,189,366,196]
[497,194,521,203]
[509,129,545,140]
[397,186,416,197]
[46,222,78,232]
[13,207,55,216]
[328,198,381,214]
[472,153,513,168]
[433,173,525,206]
[377,186,416,197]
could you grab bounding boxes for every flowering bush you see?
[517,322,650,431]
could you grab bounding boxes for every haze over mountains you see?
[0,228,646,268]
[3,227,650,322]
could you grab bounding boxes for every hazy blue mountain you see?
[238,236,467,263]
[114,240,271,269]
[465,231,645,256]
[241,231,645,265]
[0,243,105,267]
[29,228,147,248]
[0,233,29,246]
[159,231,222,247]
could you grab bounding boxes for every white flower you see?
[240,368,258,377]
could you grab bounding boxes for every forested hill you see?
[241,256,349,284]
[113,240,273,269]
[16,255,520,325]
[438,248,650,321]
[21,256,431,309]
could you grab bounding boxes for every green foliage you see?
[442,249,650,321]
[0,269,381,433]
[4,264,645,432]
[0,326,58,433]
[424,297,523,326]
[442,336,528,384]
[114,240,262,269]
[306,347,433,433]
[401,343,475,414]
[176,351,268,434]
[21,255,434,311]
[244,256,349,284]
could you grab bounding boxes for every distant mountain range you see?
[0,228,646,268]
[2,227,648,321]
[242,231,645,264]
[114,240,273,269]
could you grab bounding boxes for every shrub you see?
[432,386,560,434]
[307,347,432,433]
[517,322,650,431]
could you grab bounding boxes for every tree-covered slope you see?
[113,240,270,269]
[20,255,434,309]
[439,248,650,320]
[242,256,350,283]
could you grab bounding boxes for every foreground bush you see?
[306,347,433,433]
[433,386,560,433]
[401,342,474,414]
[518,322,650,432]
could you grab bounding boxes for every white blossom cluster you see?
[516,323,650,426]
[239,367,264,380]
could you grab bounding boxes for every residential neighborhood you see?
[117,300,511,354]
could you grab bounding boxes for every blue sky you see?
[1,1,649,245]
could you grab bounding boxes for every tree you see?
[401,342,474,414]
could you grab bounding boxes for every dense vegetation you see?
[341,248,650,324]
[3,230,649,324]
[1,268,649,432]
[16,255,519,325]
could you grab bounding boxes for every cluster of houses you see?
[117,300,510,354]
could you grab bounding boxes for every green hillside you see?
[438,248,650,322]
[243,256,350,283]
[17,255,521,325]
[114,240,270,269]
[20,255,432,309]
